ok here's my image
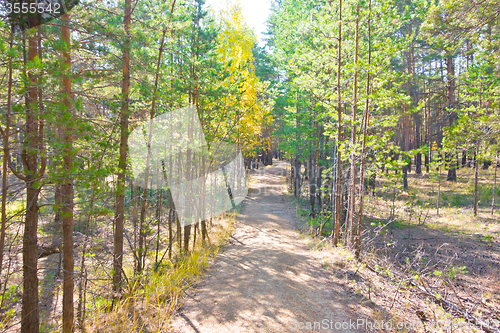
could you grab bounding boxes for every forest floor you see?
[291,166,500,333]
[168,161,373,333]
[4,160,498,332]
[347,168,500,332]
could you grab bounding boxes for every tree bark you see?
[332,0,343,246]
[155,189,163,264]
[168,191,173,258]
[347,4,360,246]
[20,26,45,333]
[61,13,75,333]
[492,152,497,215]
[113,0,131,292]
[294,158,301,198]
[474,144,479,216]
[183,225,191,253]
[316,127,323,216]
[437,166,441,216]
[176,215,181,251]
[309,151,316,215]
[77,188,95,330]
[0,28,13,285]
[355,0,371,258]
[446,57,457,181]
[131,182,139,266]
[424,62,430,174]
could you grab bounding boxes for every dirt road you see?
[169,162,367,333]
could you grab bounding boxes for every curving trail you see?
[169,161,366,333]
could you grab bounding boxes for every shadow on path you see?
[169,161,370,333]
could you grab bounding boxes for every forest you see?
[0,0,499,331]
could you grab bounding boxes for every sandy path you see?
[169,162,366,333]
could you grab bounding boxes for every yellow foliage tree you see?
[214,1,273,159]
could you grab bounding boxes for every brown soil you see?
[168,162,369,333]
[351,193,500,332]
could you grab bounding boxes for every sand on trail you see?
[169,161,367,333]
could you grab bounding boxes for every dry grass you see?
[349,166,500,332]
[85,212,236,333]
[292,164,500,332]
[0,208,237,333]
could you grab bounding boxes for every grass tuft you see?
[86,211,236,333]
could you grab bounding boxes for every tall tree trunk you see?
[22,181,40,333]
[193,223,198,250]
[167,138,174,258]
[54,185,62,267]
[155,189,162,264]
[309,152,315,215]
[355,0,371,258]
[176,215,181,251]
[402,108,409,187]
[492,152,497,215]
[424,63,430,174]
[0,28,13,284]
[183,129,194,254]
[330,144,337,219]
[294,158,301,198]
[137,0,176,273]
[201,219,208,244]
[410,41,421,175]
[474,143,479,216]
[61,13,75,333]
[436,167,441,216]
[294,92,301,198]
[138,27,169,272]
[414,102,421,175]
[403,165,408,189]
[183,224,191,253]
[131,182,139,266]
[138,129,152,272]
[446,57,457,181]
[316,126,323,217]
[77,188,95,330]
[20,25,46,333]
[347,4,360,246]
[113,0,131,292]
[168,191,173,259]
[200,154,208,245]
[332,0,343,246]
